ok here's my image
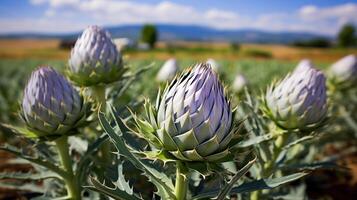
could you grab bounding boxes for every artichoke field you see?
[0,25,356,200]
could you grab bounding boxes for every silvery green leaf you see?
[0,171,60,181]
[216,156,256,200]
[87,177,142,200]
[98,111,176,199]
[192,172,308,199]
[0,182,44,193]
[0,144,66,177]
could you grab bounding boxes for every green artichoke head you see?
[328,54,357,89]
[149,63,235,162]
[21,67,88,139]
[68,25,125,86]
[265,62,328,131]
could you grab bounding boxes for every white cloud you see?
[1,1,357,35]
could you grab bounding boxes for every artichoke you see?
[232,73,248,93]
[156,58,179,82]
[153,63,233,161]
[22,67,87,138]
[329,55,357,88]
[265,62,327,130]
[68,25,125,86]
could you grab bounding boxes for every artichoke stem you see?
[262,133,289,178]
[250,190,260,200]
[91,85,112,165]
[55,136,81,200]
[175,161,188,200]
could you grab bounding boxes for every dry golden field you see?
[1,39,357,62]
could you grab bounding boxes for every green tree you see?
[337,24,356,47]
[140,24,158,48]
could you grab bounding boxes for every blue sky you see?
[0,0,356,35]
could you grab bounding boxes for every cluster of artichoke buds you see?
[21,67,88,139]
[328,54,357,89]
[68,25,125,86]
[264,61,328,131]
[133,63,239,162]
[156,58,179,82]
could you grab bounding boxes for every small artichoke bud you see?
[157,63,233,161]
[329,55,357,88]
[68,25,125,86]
[156,58,179,82]
[265,62,328,130]
[232,73,248,93]
[206,58,221,72]
[22,67,86,138]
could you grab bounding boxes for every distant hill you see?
[0,24,330,44]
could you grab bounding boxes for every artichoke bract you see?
[265,62,327,130]
[68,25,124,86]
[22,67,86,138]
[156,63,233,161]
[156,58,179,82]
[329,55,357,88]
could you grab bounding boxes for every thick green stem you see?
[250,191,260,200]
[262,133,288,177]
[175,161,188,200]
[55,136,80,200]
[91,85,112,165]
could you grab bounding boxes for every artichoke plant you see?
[133,63,238,162]
[265,62,328,131]
[22,67,87,139]
[68,25,125,86]
[156,58,179,82]
[328,54,357,88]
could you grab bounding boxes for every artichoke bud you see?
[232,73,248,93]
[22,67,87,139]
[156,58,179,82]
[265,62,328,131]
[156,63,233,161]
[328,55,357,89]
[68,25,125,86]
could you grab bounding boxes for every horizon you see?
[0,0,357,36]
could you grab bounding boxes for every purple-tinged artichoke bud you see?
[232,73,248,93]
[156,58,179,82]
[22,67,86,138]
[156,63,233,161]
[265,62,328,130]
[68,25,125,86]
[329,55,357,88]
